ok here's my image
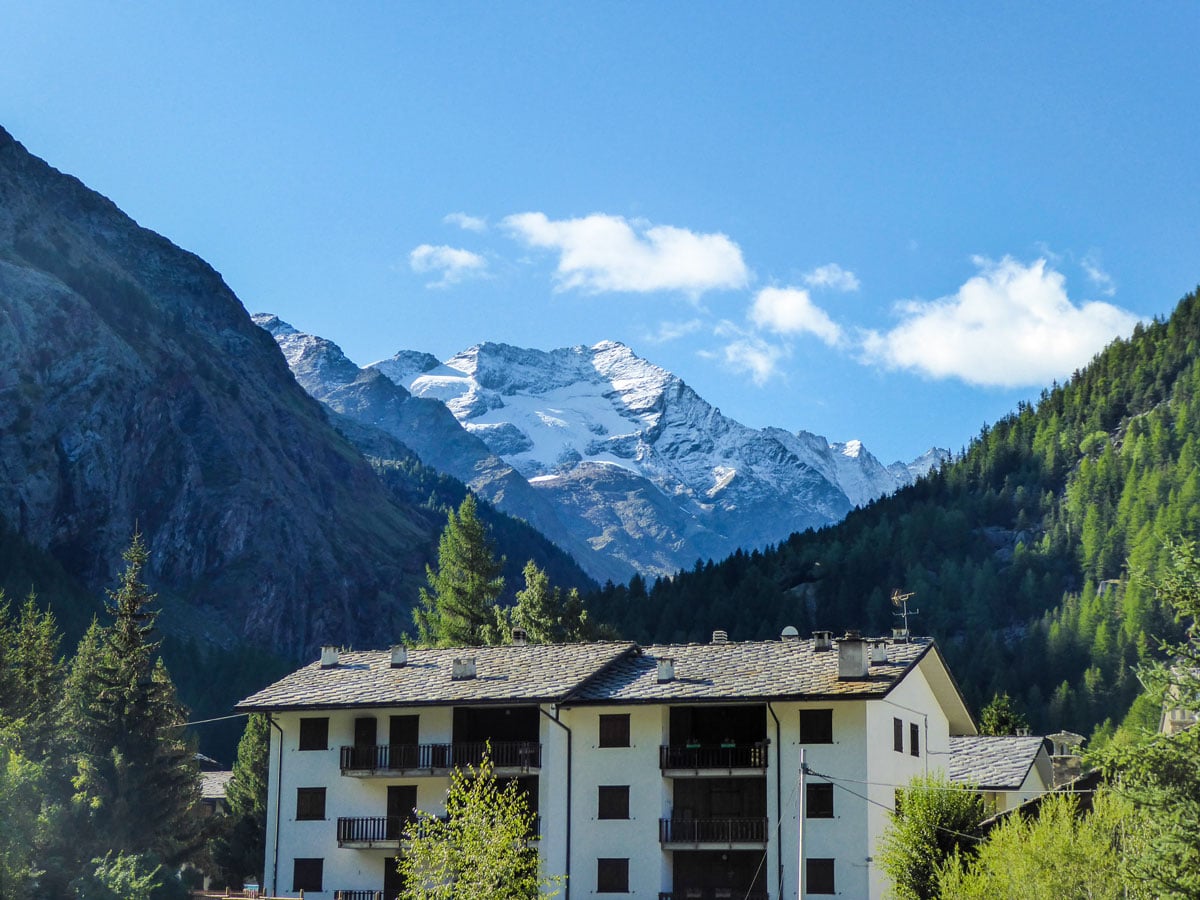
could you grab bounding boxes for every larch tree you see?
[502,560,599,644]
[414,496,506,647]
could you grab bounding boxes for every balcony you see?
[339,740,542,775]
[659,893,768,900]
[659,817,769,849]
[660,742,768,775]
[333,892,385,900]
[336,816,403,848]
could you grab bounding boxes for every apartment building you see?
[237,629,976,899]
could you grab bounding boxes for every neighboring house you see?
[237,630,978,900]
[947,735,1052,814]
[200,770,234,817]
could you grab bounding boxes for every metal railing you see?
[659,817,769,844]
[337,816,403,844]
[658,892,768,900]
[659,741,769,770]
[339,740,541,772]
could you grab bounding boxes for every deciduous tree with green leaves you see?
[397,750,561,899]
[937,791,1151,900]
[877,773,989,900]
[414,496,506,647]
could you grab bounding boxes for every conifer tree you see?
[212,713,270,886]
[63,532,201,865]
[503,560,600,644]
[978,692,1029,736]
[414,496,506,646]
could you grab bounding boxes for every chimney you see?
[657,657,675,683]
[870,640,889,664]
[712,629,729,644]
[812,630,833,651]
[837,631,868,680]
[512,628,528,646]
[320,646,340,669]
[452,657,477,680]
[892,627,909,643]
[781,625,801,643]
[390,645,408,668]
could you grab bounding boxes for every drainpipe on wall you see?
[267,713,284,896]
[539,705,572,900]
[767,702,783,900]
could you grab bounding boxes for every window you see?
[806,782,834,818]
[295,787,326,820]
[598,785,630,820]
[799,709,833,744]
[597,858,629,892]
[806,857,835,894]
[598,714,630,748]
[292,858,323,892]
[910,722,920,757]
[298,717,329,751]
[893,717,904,753]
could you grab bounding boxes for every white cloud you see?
[444,212,488,233]
[861,256,1140,387]
[1081,253,1117,297]
[502,212,749,296]
[642,319,706,344]
[803,263,860,292]
[409,244,488,287]
[702,321,790,386]
[749,286,843,346]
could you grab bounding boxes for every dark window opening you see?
[910,722,920,757]
[298,717,329,751]
[387,785,418,837]
[893,717,904,753]
[806,782,834,818]
[295,787,326,821]
[598,785,630,820]
[669,704,766,745]
[599,714,630,748]
[355,716,378,747]
[807,857,835,894]
[597,857,629,892]
[390,714,419,745]
[799,709,833,744]
[292,858,323,893]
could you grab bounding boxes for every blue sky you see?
[4,3,1198,462]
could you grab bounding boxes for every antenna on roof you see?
[891,589,918,641]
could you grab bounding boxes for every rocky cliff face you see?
[0,126,435,655]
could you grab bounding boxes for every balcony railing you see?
[659,817,768,845]
[340,740,542,773]
[659,741,768,770]
[658,892,768,900]
[333,891,385,900]
[337,816,403,845]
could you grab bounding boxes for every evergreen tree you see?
[503,560,602,644]
[397,750,561,899]
[414,496,506,646]
[978,692,1030,736]
[211,714,270,886]
[63,533,201,866]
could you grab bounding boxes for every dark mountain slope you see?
[591,287,1200,738]
[0,124,436,655]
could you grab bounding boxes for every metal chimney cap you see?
[780,625,800,642]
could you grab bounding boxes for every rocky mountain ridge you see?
[266,327,949,577]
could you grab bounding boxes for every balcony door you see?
[383,857,404,900]
[390,715,419,768]
[386,785,417,839]
[353,717,377,768]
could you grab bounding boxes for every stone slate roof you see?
[200,771,233,800]
[236,642,638,711]
[568,637,932,703]
[948,735,1047,789]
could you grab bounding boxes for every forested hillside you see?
[589,286,1200,739]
